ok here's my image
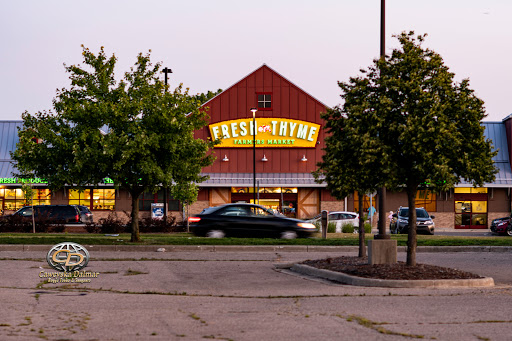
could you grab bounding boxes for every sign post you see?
[321,210,328,239]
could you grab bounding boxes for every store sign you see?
[209,118,321,148]
[0,177,114,185]
[0,177,48,184]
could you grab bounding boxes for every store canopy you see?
[199,173,323,187]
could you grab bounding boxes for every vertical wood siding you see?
[196,65,328,174]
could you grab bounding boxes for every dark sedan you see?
[188,203,318,239]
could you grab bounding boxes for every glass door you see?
[454,188,488,229]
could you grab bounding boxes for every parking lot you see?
[0,248,512,340]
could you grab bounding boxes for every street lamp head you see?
[250,108,257,118]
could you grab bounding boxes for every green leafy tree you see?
[316,32,497,265]
[314,102,386,257]
[193,89,222,104]
[12,46,217,242]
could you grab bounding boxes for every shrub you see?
[138,215,185,233]
[342,222,372,234]
[95,212,130,234]
[327,222,336,233]
[0,215,65,233]
[342,223,355,233]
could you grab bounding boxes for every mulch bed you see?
[302,256,483,280]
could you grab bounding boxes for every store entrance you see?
[454,188,488,229]
[231,187,298,218]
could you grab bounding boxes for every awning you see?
[199,173,325,188]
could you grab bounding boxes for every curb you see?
[1,245,512,253]
[289,264,495,288]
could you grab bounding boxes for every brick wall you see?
[432,212,453,229]
[190,201,210,216]
[319,201,345,215]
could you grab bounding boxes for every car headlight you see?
[297,222,317,229]
[423,221,433,225]
[398,218,408,223]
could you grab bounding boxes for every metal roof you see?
[199,173,323,187]
[0,121,22,179]
[457,122,512,187]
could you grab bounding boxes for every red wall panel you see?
[199,65,327,174]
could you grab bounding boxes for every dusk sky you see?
[1,0,510,121]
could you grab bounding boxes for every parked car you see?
[389,207,435,235]
[490,216,512,236]
[189,203,317,239]
[77,205,94,224]
[1,205,84,224]
[308,211,359,232]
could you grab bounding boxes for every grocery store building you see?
[2,65,512,228]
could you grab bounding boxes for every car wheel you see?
[206,230,225,238]
[506,226,512,237]
[280,231,298,239]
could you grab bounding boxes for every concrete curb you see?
[289,263,495,288]
[1,245,512,253]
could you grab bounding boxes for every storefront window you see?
[32,189,51,206]
[0,188,50,211]
[454,188,488,194]
[69,189,115,210]
[69,190,91,207]
[138,190,180,211]
[93,189,116,210]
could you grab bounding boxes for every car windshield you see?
[399,208,429,218]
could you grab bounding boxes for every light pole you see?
[162,67,173,225]
[375,0,389,240]
[251,108,257,204]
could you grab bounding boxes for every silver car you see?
[77,205,94,224]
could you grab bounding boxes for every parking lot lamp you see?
[251,108,257,204]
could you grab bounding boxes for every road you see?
[0,248,511,340]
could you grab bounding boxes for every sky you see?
[1,0,511,122]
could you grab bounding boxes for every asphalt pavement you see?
[1,246,512,340]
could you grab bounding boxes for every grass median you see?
[0,232,511,246]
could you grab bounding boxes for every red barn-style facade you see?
[191,64,343,218]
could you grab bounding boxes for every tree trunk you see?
[358,191,366,257]
[129,189,143,242]
[406,186,418,266]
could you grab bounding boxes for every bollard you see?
[321,210,328,239]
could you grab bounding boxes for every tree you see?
[12,46,217,242]
[316,32,497,265]
[313,98,387,257]
[20,182,36,233]
[193,89,223,103]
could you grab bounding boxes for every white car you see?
[309,211,359,233]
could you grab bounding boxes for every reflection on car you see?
[389,206,435,235]
[77,205,94,224]
[490,216,512,236]
[307,211,359,233]
[188,203,317,239]
[1,205,85,224]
